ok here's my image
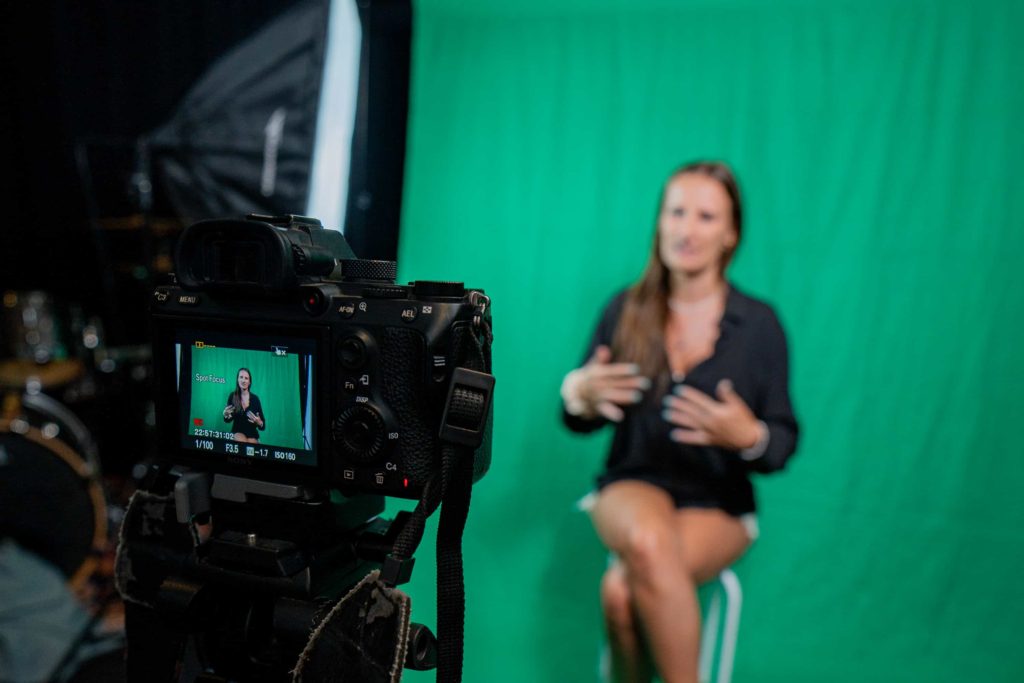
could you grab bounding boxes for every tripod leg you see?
[124,601,188,683]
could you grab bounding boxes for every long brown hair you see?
[610,161,743,379]
[230,367,253,412]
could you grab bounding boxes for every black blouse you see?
[224,393,266,440]
[564,284,799,514]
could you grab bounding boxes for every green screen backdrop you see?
[188,346,305,449]
[387,0,1024,680]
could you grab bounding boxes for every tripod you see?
[117,470,436,682]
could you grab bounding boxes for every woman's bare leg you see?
[592,484,754,683]
[673,508,751,584]
[591,481,699,683]
[600,561,655,683]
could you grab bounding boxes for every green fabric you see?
[188,346,305,449]
[391,0,1024,680]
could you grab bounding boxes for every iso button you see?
[399,305,418,323]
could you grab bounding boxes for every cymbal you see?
[0,358,84,389]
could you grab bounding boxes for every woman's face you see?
[237,370,251,390]
[657,173,737,278]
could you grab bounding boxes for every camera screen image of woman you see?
[223,367,266,443]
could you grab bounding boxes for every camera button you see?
[338,335,369,369]
[176,294,201,306]
[333,404,386,463]
[338,302,357,318]
[302,289,329,315]
[399,306,418,323]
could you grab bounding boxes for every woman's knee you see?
[620,523,684,586]
[591,481,675,549]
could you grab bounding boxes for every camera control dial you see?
[333,405,387,463]
[341,259,397,282]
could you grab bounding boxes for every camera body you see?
[151,215,492,499]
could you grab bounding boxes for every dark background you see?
[1,1,299,337]
[1,0,411,345]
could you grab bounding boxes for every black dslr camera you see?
[119,215,494,682]
[152,214,493,498]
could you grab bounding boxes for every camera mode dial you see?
[333,405,387,463]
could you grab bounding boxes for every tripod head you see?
[116,466,437,682]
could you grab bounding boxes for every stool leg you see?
[698,585,721,683]
[716,569,743,683]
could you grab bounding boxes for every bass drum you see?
[0,391,107,590]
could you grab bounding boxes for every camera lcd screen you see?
[173,329,317,467]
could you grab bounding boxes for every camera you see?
[150,213,493,499]
[117,214,493,681]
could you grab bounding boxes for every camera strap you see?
[384,318,493,683]
[433,441,475,683]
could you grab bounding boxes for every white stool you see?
[595,568,742,683]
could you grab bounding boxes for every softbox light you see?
[147,0,331,225]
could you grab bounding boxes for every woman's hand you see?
[562,345,651,422]
[662,379,762,450]
[246,411,264,428]
[223,405,235,420]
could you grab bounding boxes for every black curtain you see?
[344,0,412,261]
[0,0,312,341]
[0,0,411,343]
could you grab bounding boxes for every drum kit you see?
[1,289,154,671]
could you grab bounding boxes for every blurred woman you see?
[561,161,798,683]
